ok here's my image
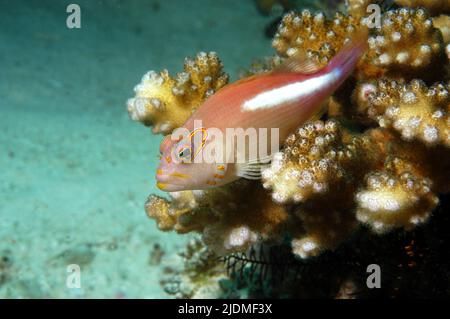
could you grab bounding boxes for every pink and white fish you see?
[156,31,368,192]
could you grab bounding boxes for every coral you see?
[395,0,450,16]
[261,121,387,257]
[145,190,202,233]
[146,180,289,255]
[355,166,438,233]
[261,120,384,203]
[387,140,450,193]
[272,7,445,80]
[366,8,445,79]
[127,52,229,134]
[433,15,450,43]
[238,55,283,78]
[346,0,384,19]
[129,0,450,291]
[353,79,450,147]
[272,10,359,67]
[290,203,358,258]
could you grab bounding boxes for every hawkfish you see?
[156,30,368,192]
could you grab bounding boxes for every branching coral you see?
[386,140,450,193]
[127,52,229,134]
[261,122,388,257]
[261,120,384,203]
[261,120,387,257]
[366,8,445,79]
[345,0,385,20]
[146,181,289,255]
[129,0,450,268]
[272,7,445,80]
[355,166,438,233]
[433,15,450,43]
[273,10,359,66]
[395,0,450,15]
[353,79,449,147]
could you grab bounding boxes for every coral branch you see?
[356,167,438,233]
[353,79,450,147]
[127,52,229,134]
[272,10,359,66]
[366,8,445,79]
[395,0,450,15]
[262,120,384,203]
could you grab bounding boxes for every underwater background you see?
[0,0,275,298]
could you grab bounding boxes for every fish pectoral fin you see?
[273,51,324,75]
[236,156,272,180]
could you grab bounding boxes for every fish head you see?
[156,128,217,191]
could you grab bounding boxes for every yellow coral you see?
[238,55,283,78]
[395,0,450,15]
[146,180,289,255]
[127,52,229,134]
[433,15,450,43]
[354,79,450,147]
[367,8,444,78]
[346,0,384,19]
[272,10,359,66]
[262,120,384,203]
[145,191,205,233]
[356,168,438,233]
[291,197,358,258]
[260,120,389,257]
[271,8,445,80]
[388,140,450,193]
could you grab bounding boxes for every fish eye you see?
[176,146,192,163]
[179,148,190,157]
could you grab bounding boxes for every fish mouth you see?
[156,181,187,192]
[156,169,190,192]
[156,169,190,181]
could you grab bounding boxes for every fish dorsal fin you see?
[274,51,324,74]
[236,156,272,180]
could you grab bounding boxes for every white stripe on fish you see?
[241,68,342,112]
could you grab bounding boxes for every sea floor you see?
[0,0,272,298]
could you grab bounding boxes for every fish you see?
[156,29,368,192]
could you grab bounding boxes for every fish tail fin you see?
[326,26,369,77]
